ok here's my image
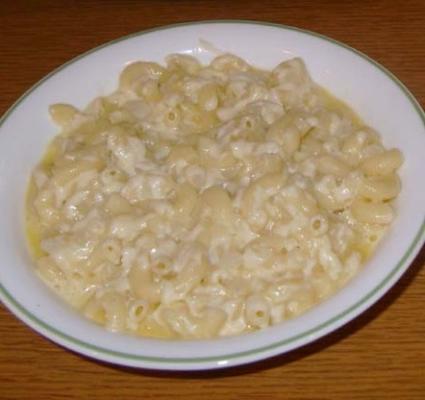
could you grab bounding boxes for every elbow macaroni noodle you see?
[26,54,403,339]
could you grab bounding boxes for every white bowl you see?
[0,21,424,371]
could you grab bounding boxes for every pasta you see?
[26,53,403,339]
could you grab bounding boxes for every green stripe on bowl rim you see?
[1,20,424,365]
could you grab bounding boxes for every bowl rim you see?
[0,19,424,367]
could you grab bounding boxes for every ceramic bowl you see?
[0,21,424,370]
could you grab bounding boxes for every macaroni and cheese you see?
[26,54,403,338]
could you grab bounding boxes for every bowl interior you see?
[0,21,424,370]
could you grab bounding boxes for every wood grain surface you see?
[1,1,424,399]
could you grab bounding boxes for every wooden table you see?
[1,1,424,398]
